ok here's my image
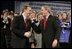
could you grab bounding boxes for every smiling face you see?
[4,12,9,17]
[37,14,43,22]
[25,7,32,17]
[62,12,67,20]
[40,7,48,17]
[58,14,62,20]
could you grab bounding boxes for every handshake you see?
[24,31,32,38]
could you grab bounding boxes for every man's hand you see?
[24,31,32,38]
[52,39,58,48]
[31,43,36,48]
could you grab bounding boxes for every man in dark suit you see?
[1,10,11,48]
[11,5,32,48]
[31,6,61,48]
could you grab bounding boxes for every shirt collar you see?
[22,12,26,20]
[46,14,50,19]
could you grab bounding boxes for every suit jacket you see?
[1,17,11,35]
[1,17,11,48]
[31,15,61,48]
[11,15,31,48]
[1,17,11,29]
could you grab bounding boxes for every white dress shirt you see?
[22,12,26,21]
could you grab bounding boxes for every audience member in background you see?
[1,10,6,48]
[67,11,71,48]
[14,13,19,17]
[33,13,43,48]
[8,11,14,20]
[1,9,11,48]
[29,10,37,48]
[59,12,71,48]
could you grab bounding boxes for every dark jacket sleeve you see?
[11,16,25,38]
[53,16,61,40]
[31,22,41,34]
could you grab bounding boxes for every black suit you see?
[1,17,11,48]
[1,18,6,48]
[31,15,61,48]
[11,15,31,48]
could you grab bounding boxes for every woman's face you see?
[29,12,35,19]
[58,14,62,20]
[62,13,67,19]
[4,12,9,17]
[38,15,43,22]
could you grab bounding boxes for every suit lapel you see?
[44,15,52,30]
[20,15,26,29]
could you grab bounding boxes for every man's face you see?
[26,7,32,16]
[40,7,48,16]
